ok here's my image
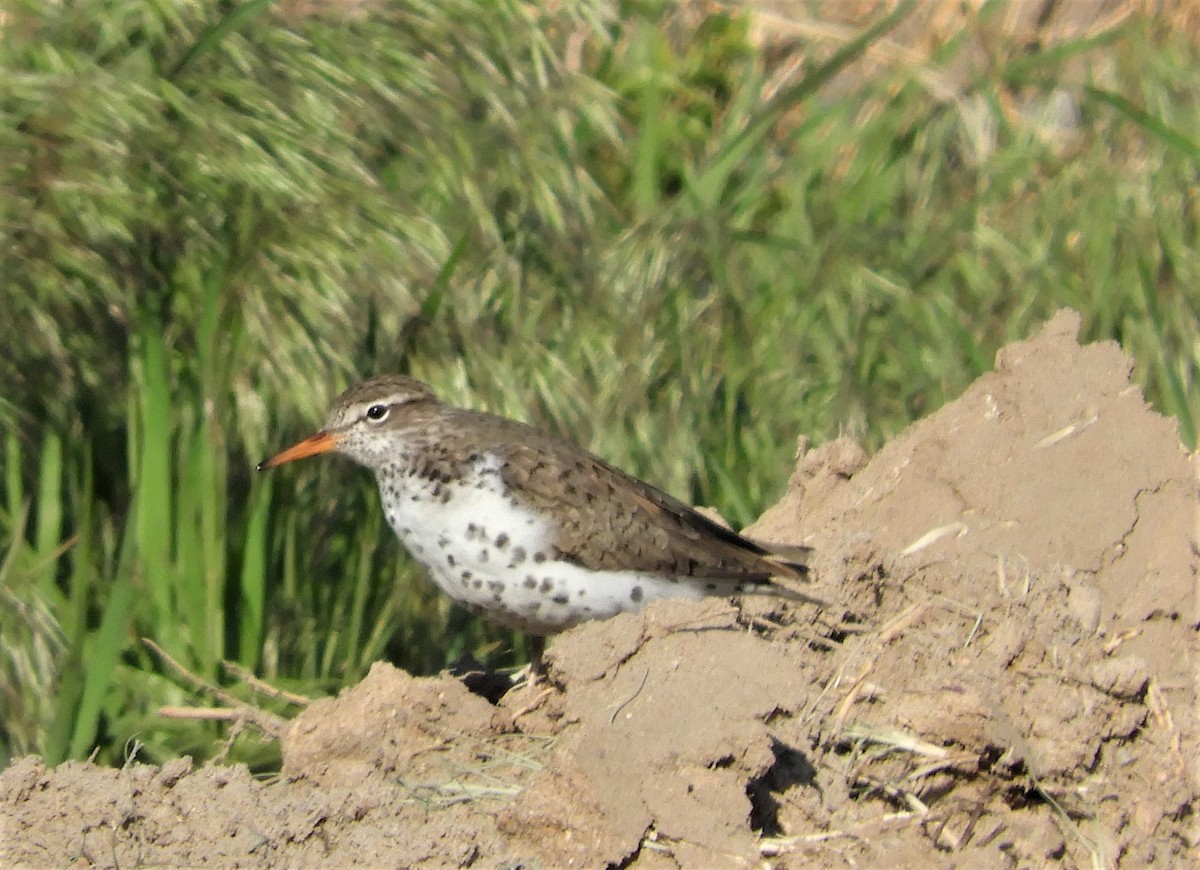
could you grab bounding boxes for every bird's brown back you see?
[434,407,811,584]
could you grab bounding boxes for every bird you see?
[258,374,821,679]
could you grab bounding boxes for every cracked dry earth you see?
[2,309,1197,868]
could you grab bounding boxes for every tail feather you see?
[756,541,814,568]
[758,581,829,609]
[752,541,827,608]
[754,540,813,582]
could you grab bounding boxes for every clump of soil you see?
[2,310,1196,867]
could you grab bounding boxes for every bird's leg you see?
[527,634,546,683]
[506,635,556,718]
[507,634,548,689]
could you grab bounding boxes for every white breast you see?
[375,453,701,633]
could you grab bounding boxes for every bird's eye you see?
[365,404,389,422]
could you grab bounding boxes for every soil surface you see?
[2,310,1197,868]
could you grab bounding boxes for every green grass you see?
[1,0,1197,766]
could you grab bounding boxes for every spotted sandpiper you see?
[258,375,821,677]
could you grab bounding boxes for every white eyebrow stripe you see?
[354,392,422,418]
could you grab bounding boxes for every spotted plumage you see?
[259,375,821,676]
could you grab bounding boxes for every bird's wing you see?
[494,435,812,586]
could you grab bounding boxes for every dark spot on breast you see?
[510,547,526,564]
[523,576,538,589]
[551,593,569,605]
[539,578,554,594]
[479,549,489,563]
[705,582,717,592]
[447,554,456,566]
[461,570,473,581]
[495,533,509,549]
[487,580,505,593]
[533,552,546,564]
[577,589,586,597]
[631,586,644,603]
[472,578,483,590]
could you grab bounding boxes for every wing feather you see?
[493,435,811,585]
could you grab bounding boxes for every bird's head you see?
[257,375,441,471]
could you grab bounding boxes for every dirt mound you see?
[3,310,1196,867]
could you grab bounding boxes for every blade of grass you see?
[66,566,136,760]
[132,321,179,652]
[33,432,63,579]
[5,432,21,520]
[238,477,271,667]
[167,0,275,81]
[1082,85,1200,161]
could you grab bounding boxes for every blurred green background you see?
[1,0,1196,768]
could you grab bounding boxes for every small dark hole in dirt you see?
[763,707,789,726]
[709,755,735,770]
[826,610,866,645]
[448,654,513,705]
[747,739,818,837]
[977,745,1009,773]
[870,576,887,607]
[607,837,644,870]
[1003,783,1041,811]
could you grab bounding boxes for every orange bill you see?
[256,431,340,471]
